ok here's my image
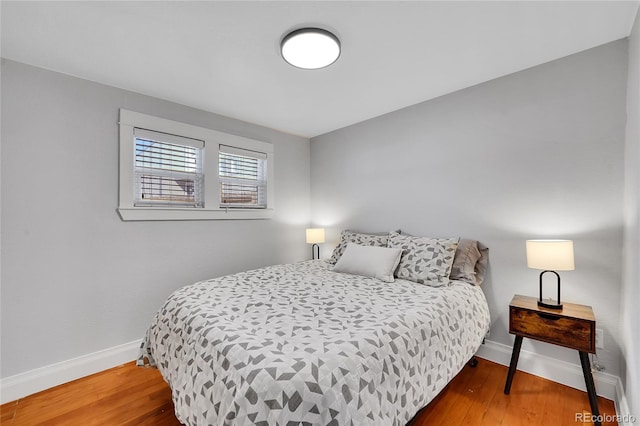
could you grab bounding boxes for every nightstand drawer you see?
[509,306,595,352]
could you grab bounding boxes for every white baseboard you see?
[476,339,619,400]
[0,339,142,404]
[614,378,638,426]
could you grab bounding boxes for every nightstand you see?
[503,295,600,425]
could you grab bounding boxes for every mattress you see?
[138,260,490,425]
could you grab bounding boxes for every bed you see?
[138,232,491,426]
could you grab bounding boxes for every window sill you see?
[117,207,274,221]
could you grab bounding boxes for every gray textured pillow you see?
[333,243,403,283]
[474,242,489,286]
[450,239,483,285]
[388,232,459,287]
[328,230,390,265]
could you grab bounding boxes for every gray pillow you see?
[450,239,490,286]
[388,231,459,287]
[474,242,489,286]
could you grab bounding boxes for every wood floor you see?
[0,358,616,425]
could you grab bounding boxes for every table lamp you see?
[526,239,575,310]
[306,228,325,260]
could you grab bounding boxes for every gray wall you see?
[311,41,627,377]
[623,8,640,418]
[0,59,311,378]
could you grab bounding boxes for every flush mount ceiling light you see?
[281,28,341,70]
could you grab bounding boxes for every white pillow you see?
[332,243,402,283]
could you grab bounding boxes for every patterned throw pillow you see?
[388,232,459,287]
[328,230,390,265]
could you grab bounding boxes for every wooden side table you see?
[503,295,600,425]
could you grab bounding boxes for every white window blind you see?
[219,145,267,208]
[134,128,204,207]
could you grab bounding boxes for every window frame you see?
[118,109,274,221]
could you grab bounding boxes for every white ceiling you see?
[2,1,638,138]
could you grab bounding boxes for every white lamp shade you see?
[526,240,575,271]
[306,228,325,244]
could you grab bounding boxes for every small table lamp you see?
[306,228,325,260]
[526,240,575,310]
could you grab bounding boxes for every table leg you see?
[504,335,523,395]
[579,351,601,426]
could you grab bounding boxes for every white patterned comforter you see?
[138,260,490,426]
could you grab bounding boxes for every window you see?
[118,109,274,221]
[134,129,204,208]
[219,145,267,208]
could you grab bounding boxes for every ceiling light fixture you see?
[281,28,341,70]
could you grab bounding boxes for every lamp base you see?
[538,270,563,310]
[537,300,563,310]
